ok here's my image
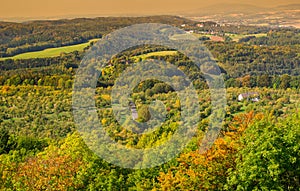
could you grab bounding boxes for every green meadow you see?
[193,33,267,42]
[0,39,100,60]
[133,51,178,61]
[226,33,267,41]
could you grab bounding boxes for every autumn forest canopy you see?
[0,16,299,190]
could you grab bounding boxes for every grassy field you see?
[193,33,267,42]
[226,33,267,42]
[193,33,214,38]
[133,51,178,61]
[0,39,100,60]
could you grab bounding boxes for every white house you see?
[238,92,260,102]
[186,30,194,34]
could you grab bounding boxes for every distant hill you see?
[0,16,197,58]
[184,3,269,16]
[183,3,300,28]
[275,4,300,10]
[183,3,300,16]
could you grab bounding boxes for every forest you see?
[0,16,299,190]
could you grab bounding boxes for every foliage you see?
[226,113,300,191]
[0,16,299,190]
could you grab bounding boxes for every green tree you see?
[0,127,9,154]
[137,105,151,122]
[226,113,300,190]
[279,74,291,89]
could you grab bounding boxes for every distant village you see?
[180,21,234,42]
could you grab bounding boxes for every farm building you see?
[186,30,194,34]
[238,92,260,102]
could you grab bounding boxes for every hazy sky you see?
[0,0,299,19]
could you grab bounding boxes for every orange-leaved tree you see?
[156,111,262,191]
